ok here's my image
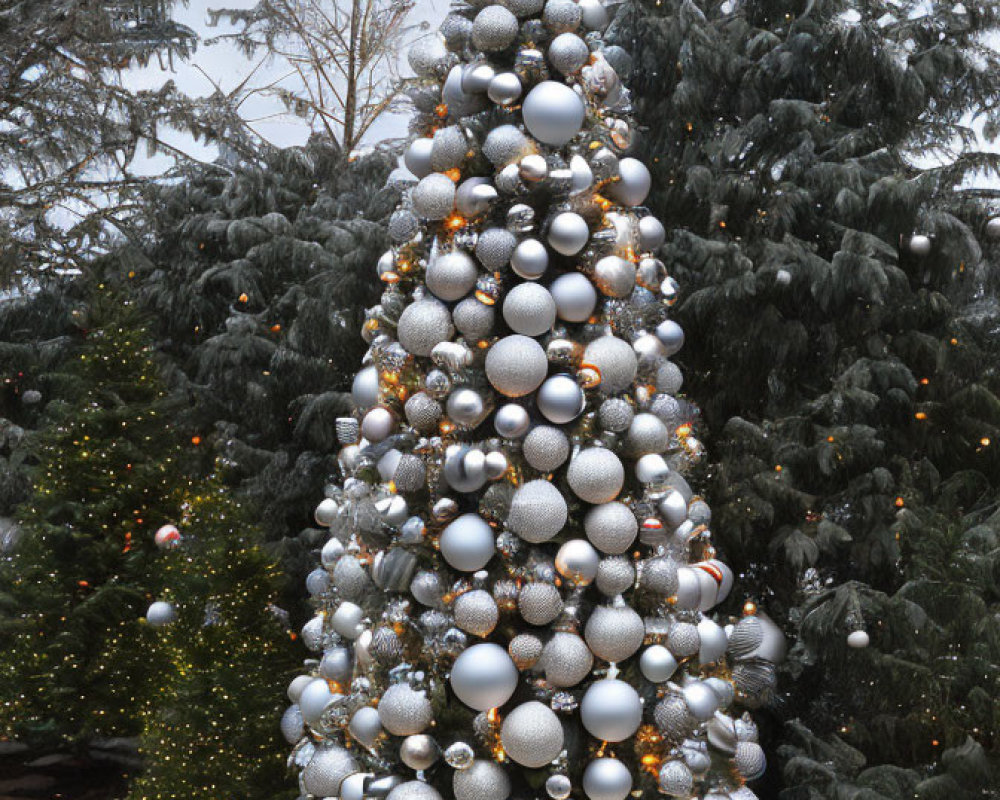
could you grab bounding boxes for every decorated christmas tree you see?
[283,3,783,800]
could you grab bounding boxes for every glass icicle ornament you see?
[286,3,784,799]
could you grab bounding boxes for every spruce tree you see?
[617,0,1000,794]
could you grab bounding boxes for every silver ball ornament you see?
[541,632,593,687]
[518,582,564,625]
[583,335,637,394]
[734,741,767,780]
[302,745,359,797]
[446,388,488,428]
[546,774,572,800]
[405,138,435,178]
[287,674,312,703]
[567,447,625,504]
[379,683,433,736]
[450,643,519,710]
[408,35,450,78]
[655,319,685,356]
[597,397,633,432]
[584,502,637,554]
[508,478,568,543]
[476,227,518,269]
[146,600,176,627]
[548,212,590,255]
[349,705,383,747]
[410,570,444,607]
[555,539,600,585]
[522,81,586,145]
[299,677,335,725]
[584,603,644,662]
[580,679,642,741]
[548,33,590,75]
[626,413,669,455]
[657,760,693,797]
[500,701,564,768]
[486,335,548,397]
[595,556,634,596]
[281,704,305,744]
[638,216,666,251]
[501,0,544,16]
[472,5,519,52]
[362,406,396,442]
[509,633,544,669]
[593,255,635,298]
[550,272,597,322]
[511,238,550,280]
[453,297,496,340]
[907,234,932,255]
[536,374,585,424]
[582,758,632,800]
[400,734,439,771]
[454,760,511,800]
[412,173,456,220]
[522,425,570,471]
[387,781,443,800]
[405,392,443,433]
[397,299,455,357]
[698,618,729,664]
[332,600,364,639]
[682,679,720,721]
[495,403,531,438]
[986,216,1000,239]
[847,630,870,648]
[639,645,678,683]
[542,0,582,32]
[352,364,380,410]
[503,282,556,335]
[488,71,523,105]
[608,158,651,206]
[440,513,495,572]
[430,126,469,171]
[427,251,478,302]
[454,589,500,636]
[483,124,530,167]
[320,647,353,682]
[462,63,496,94]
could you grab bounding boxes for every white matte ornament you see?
[608,158,652,206]
[500,701,564,768]
[503,283,556,335]
[299,677,335,724]
[638,216,666,251]
[440,513,495,572]
[640,645,678,683]
[522,81,586,145]
[683,680,720,721]
[907,234,932,256]
[655,319,685,356]
[288,674,313,703]
[550,272,597,321]
[578,0,610,30]
[405,138,435,178]
[362,406,395,442]
[495,403,531,438]
[146,600,175,627]
[342,773,372,800]
[580,679,643,741]
[593,255,636,298]
[349,706,383,747]
[555,539,600,585]
[332,601,364,639]
[583,758,632,800]
[352,364,380,409]
[511,238,549,279]
[548,212,590,255]
[488,72,523,105]
[536,374,585,424]
[450,643,519,710]
[847,630,870,648]
[568,447,625,503]
[486,335,548,396]
[698,619,729,664]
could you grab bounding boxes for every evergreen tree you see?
[618,0,1000,794]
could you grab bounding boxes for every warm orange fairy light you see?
[444,168,462,182]
[191,436,201,445]
[435,103,448,117]
[827,435,835,442]
[440,420,456,435]
[743,600,758,615]
[238,292,249,303]
[920,378,929,385]
[475,289,497,305]
[445,213,466,229]
[675,423,692,437]
[980,437,991,447]
[895,496,905,507]
[775,464,783,472]
[915,412,928,420]
[380,271,401,284]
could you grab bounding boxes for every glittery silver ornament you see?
[732,661,777,697]
[667,622,700,658]
[597,397,633,432]
[626,413,669,455]
[522,81,585,145]
[430,126,469,172]
[379,683,433,736]
[483,124,530,167]
[728,614,785,662]
[522,425,570,471]
[488,71,523,105]
[500,701,564,768]
[386,781,443,800]
[653,694,695,741]
[454,760,511,800]
[518,581,564,625]
[453,297,496,340]
[640,556,679,596]
[578,0,609,30]
[584,502,637,554]
[439,513,495,572]
[536,374,585,424]
[408,34,451,78]
[486,334,549,397]
[542,0,582,32]
[547,32,590,75]
[509,633,544,669]
[500,0,544,16]
[503,282,556,336]
[549,272,597,322]
[583,336,637,394]
[400,734,439,770]
[393,454,427,493]
[541,631,593,687]
[580,679,642,741]
[592,255,635,298]
[472,5,519,52]
[584,603,644,662]
[440,13,473,50]
[412,173,456,219]
[475,227,518,269]
[427,251,478,302]
[389,209,421,243]
[281,704,305,744]
[657,760,693,797]
[404,392,442,433]
[510,238,549,280]
[454,589,499,636]
[582,758,632,800]
[450,642,519,710]
[333,555,370,600]
[595,556,634,596]
[301,745,359,797]
[567,447,625,504]
[734,741,766,780]
[397,299,455,357]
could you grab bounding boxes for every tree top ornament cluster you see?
[283,1,785,799]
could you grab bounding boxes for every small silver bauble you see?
[444,741,475,769]
[580,679,642,741]
[847,629,870,648]
[682,679,720,721]
[299,677,335,725]
[548,32,590,75]
[500,701,564,768]
[508,479,568,542]
[397,299,455,357]
[440,513,495,572]
[501,0,544,17]
[281,704,305,745]
[348,706,383,748]
[400,734,439,771]
[486,334,549,397]
[412,173,456,219]
[635,453,670,485]
[483,124,530,167]
[475,227,518,269]
[446,387,488,427]
[657,760,693,797]
[287,674,312,704]
[386,781,443,800]
[592,255,635,298]
[567,447,625,504]
[300,614,325,652]
[503,282,556,335]
[522,424,570,471]
[351,364,379,410]
[495,403,531,438]
[408,35,450,78]
[595,556,635,596]
[453,297,496,340]
[734,741,766,780]
[509,633,544,669]
[638,216,666,251]
[584,603,644,662]
[450,642,519,710]
[541,632,593,687]
[440,12,473,50]
[511,238,549,279]
[608,158,651,206]
[472,5,519,52]
[517,581,564,625]
[522,81,586,145]
[639,645,678,683]
[443,64,488,117]
[655,319,685,356]
[536,374,585,424]
[454,760,511,800]
[519,153,549,181]
[361,406,396,442]
[548,212,590,255]
[488,71,523,105]
[542,0,582,32]
[555,539,600,585]
[405,392,443,433]
[444,445,488,492]
[549,272,597,322]
[582,758,632,800]
[301,745,359,797]
[314,497,339,527]
[404,137,434,178]
[584,502,637,554]
[907,234,932,255]
[410,570,444,607]
[454,589,500,636]
[545,774,572,800]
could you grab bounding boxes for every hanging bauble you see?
[412,173,457,219]
[332,601,364,639]
[847,629,870,648]
[595,556,634,596]
[455,589,500,636]
[547,212,590,256]
[578,0,610,30]
[639,645,678,683]
[446,387,488,427]
[352,364,380,409]
[332,556,369,599]
[400,734,439,771]
[507,203,537,233]
[281,703,305,744]
[146,600,176,627]
[405,138,435,178]
[508,479,568,543]
[439,513,495,572]
[444,444,489,492]
[393,454,428,493]
[410,571,444,607]
[454,760,511,800]
[519,154,549,182]
[584,603,644,662]
[495,403,531,438]
[431,126,469,172]
[463,63,496,94]
[730,613,786,663]
[154,524,181,549]
[521,427,568,474]
[362,406,396,442]
[582,758,632,800]
[657,760,693,798]
[486,335,549,397]
[518,581,564,625]
[379,683,433,736]
[441,12,473,50]
[511,238,550,279]
[986,216,1000,239]
[348,706,383,748]
[906,234,932,256]
[408,34,450,78]
[734,742,766,780]
[567,447,624,504]
[387,782,443,800]
[483,124,531,167]
[397,299,455,357]
[443,65,489,117]
[682,679,720,721]
[522,81,586,145]
[593,255,636,298]
[534,374,583,424]
[503,282,557,335]
[595,398,632,433]
[580,679,642,741]
[453,297,496,340]
[473,5,519,52]
[299,677,335,724]
[320,647,353,682]
[548,32,590,75]
[584,502,637,554]
[500,701,564,768]
[502,0,544,16]
[540,632,593,687]
[626,413,669,455]
[638,216,666,251]
[655,319,684,356]
[546,775,572,800]
[635,453,670,485]
[476,227,518,270]
[456,178,499,217]
[450,643,519,710]
[608,158,651,206]
[405,392,443,433]
[697,618,728,664]
[509,633,544,669]
[543,0,582,32]
[555,539,600,584]
[666,622,699,658]
[301,745,360,797]
[550,272,597,322]
[658,490,687,529]
[488,71,523,105]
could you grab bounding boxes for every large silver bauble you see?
[536,374,585,424]
[503,282,556,335]
[580,679,642,742]
[582,758,632,800]
[387,781,443,800]
[639,645,678,683]
[501,0,544,16]
[450,643,519,710]
[593,255,635,298]
[595,556,635,596]
[518,582,563,625]
[584,603,644,662]
[440,513,495,572]
[548,212,590,255]
[281,704,305,745]
[495,403,531,438]
[486,334,548,397]
[550,271,597,322]
[400,734,439,771]
[508,479,568,543]
[483,124,530,167]
[427,251,478,302]
[500,701,564,768]
[555,539,600,585]
[379,683,433,736]
[583,336,637,394]
[352,364,379,409]
[455,589,500,636]
[453,297,496,340]
[472,5,519,52]
[404,137,435,178]
[523,424,570,471]
[567,447,625,504]
[348,705,383,748]
[584,502,637,554]
[301,745,359,797]
[488,71,523,105]
[454,760,511,800]
[522,81,586,145]
[397,299,454,357]
[541,632,593,687]
[412,173,456,219]
[511,238,550,279]
[548,32,590,75]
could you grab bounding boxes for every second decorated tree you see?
[285,3,783,800]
